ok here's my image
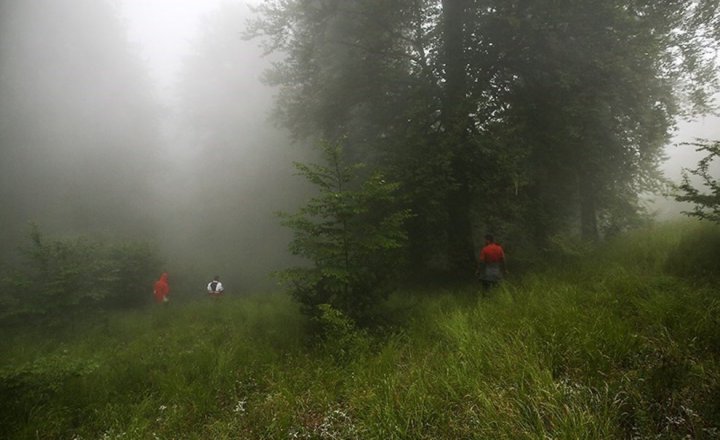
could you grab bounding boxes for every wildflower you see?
[234,399,247,414]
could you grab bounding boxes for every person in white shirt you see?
[207,275,224,297]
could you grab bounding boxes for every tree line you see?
[250,0,720,274]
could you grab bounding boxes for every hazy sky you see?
[117,0,248,91]
[670,114,720,178]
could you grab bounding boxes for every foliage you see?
[0,352,100,433]
[0,225,162,326]
[250,0,720,265]
[676,139,720,223]
[313,303,371,364]
[276,141,412,325]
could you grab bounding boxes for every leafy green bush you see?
[104,242,164,308]
[276,142,412,326]
[0,225,162,326]
[313,304,370,364]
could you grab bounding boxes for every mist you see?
[1,0,717,289]
[0,0,161,244]
[0,0,311,294]
[3,2,720,437]
[143,1,313,293]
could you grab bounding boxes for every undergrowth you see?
[0,221,719,439]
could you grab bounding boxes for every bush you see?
[276,142,412,326]
[313,304,370,364]
[0,225,162,326]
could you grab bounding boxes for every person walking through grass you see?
[477,234,506,291]
[207,275,224,298]
[153,272,170,304]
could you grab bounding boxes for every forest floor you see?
[1,221,719,439]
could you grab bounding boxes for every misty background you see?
[0,0,311,294]
[0,0,717,293]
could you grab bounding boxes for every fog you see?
[0,0,716,293]
[652,114,720,219]
[127,0,313,292]
[0,0,311,294]
[670,116,720,181]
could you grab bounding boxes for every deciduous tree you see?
[251,0,720,268]
[276,142,411,324]
[676,140,720,223]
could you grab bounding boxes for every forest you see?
[1,0,720,438]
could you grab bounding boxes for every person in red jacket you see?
[477,234,505,291]
[153,272,170,304]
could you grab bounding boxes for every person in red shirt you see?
[477,234,505,291]
[153,272,170,304]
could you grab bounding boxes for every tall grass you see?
[1,221,719,439]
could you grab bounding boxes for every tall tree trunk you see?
[441,0,474,273]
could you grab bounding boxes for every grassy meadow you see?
[1,221,719,439]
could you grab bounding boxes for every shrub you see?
[313,304,370,364]
[276,142,412,326]
[0,225,162,326]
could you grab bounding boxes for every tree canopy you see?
[251,0,720,272]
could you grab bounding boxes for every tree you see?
[676,140,720,223]
[276,141,412,325]
[249,0,459,272]
[0,225,162,327]
[472,0,718,241]
[251,0,720,268]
